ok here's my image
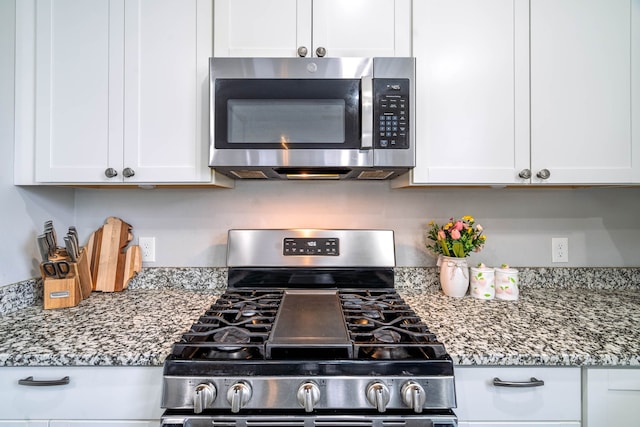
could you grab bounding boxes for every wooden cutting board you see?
[87,217,142,292]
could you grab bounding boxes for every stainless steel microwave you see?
[209,57,415,180]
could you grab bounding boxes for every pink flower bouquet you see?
[426,215,486,258]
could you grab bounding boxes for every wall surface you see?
[0,0,75,287]
[73,183,640,268]
[2,0,640,288]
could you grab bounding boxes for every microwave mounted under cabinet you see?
[209,57,415,180]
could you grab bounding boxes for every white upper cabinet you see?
[15,0,232,186]
[530,0,639,184]
[32,0,116,183]
[121,0,214,184]
[404,0,639,186]
[213,0,411,58]
[409,0,530,185]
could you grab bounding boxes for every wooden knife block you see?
[42,249,93,310]
[43,275,81,310]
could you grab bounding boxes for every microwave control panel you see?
[373,78,410,149]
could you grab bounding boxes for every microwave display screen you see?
[228,99,345,144]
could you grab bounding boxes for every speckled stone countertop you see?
[0,267,638,367]
[0,269,226,367]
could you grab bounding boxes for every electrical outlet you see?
[552,237,569,263]
[139,237,156,262]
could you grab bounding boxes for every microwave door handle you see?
[361,75,373,150]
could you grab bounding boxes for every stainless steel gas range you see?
[161,229,457,427]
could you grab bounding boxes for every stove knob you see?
[366,381,391,413]
[227,381,252,413]
[401,381,426,413]
[296,381,321,412]
[193,382,216,414]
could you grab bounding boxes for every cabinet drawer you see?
[454,366,581,422]
[0,366,163,420]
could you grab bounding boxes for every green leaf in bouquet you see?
[452,241,465,257]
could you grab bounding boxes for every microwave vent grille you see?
[357,170,395,180]
[230,170,269,179]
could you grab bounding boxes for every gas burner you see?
[373,329,401,343]
[206,346,259,360]
[196,313,274,332]
[234,303,258,317]
[364,345,412,360]
[213,327,251,350]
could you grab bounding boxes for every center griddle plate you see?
[266,289,352,358]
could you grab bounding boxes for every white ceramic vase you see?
[438,255,469,298]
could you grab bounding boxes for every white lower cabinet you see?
[454,366,581,426]
[459,424,580,427]
[583,368,640,427]
[49,423,157,426]
[0,366,163,423]
[0,423,48,427]
[0,422,155,427]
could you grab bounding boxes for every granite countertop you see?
[0,289,221,366]
[400,287,640,366]
[0,267,639,367]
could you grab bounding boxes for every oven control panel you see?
[373,78,410,150]
[283,238,339,256]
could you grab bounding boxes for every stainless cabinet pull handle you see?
[297,46,308,57]
[104,168,118,178]
[18,376,70,386]
[123,167,135,178]
[518,169,531,179]
[493,377,544,388]
[536,168,551,179]
[315,46,327,57]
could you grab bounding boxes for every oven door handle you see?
[361,75,373,150]
[492,377,545,388]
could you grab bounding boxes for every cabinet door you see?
[530,0,639,184]
[50,422,158,427]
[411,0,530,184]
[312,0,411,57]
[459,423,580,427]
[454,367,581,422]
[214,0,311,57]
[584,368,640,427]
[123,0,213,183]
[0,423,48,427]
[213,0,410,58]
[33,0,124,183]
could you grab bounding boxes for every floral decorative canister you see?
[470,265,495,300]
[495,266,519,300]
[438,255,469,298]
